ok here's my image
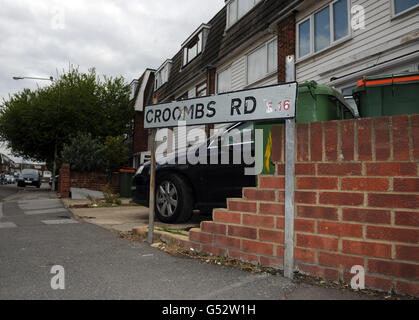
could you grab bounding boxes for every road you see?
[0,185,375,300]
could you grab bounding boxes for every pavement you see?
[0,186,381,300]
[63,198,209,233]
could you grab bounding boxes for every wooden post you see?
[284,55,296,279]
[148,129,157,244]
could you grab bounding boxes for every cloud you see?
[0,0,224,159]
[0,0,224,101]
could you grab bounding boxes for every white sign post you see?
[144,78,298,279]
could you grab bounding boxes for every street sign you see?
[144,82,298,129]
[145,56,298,280]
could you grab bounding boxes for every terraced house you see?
[130,0,419,163]
[129,0,419,296]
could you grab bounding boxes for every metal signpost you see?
[284,55,296,280]
[144,58,297,277]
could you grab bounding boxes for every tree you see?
[103,136,129,173]
[0,67,133,167]
[60,133,107,173]
[60,133,129,174]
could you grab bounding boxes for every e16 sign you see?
[144,83,298,129]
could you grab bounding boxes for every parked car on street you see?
[17,169,41,188]
[5,175,15,184]
[133,122,256,223]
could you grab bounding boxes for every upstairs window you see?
[227,0,261,28]
[247,38,277,85]
[392,0,419,16]
[129,80,139,101]
[217,67,232,93]
[297,0,350,59]
[154,60,172,91]
[183,34,203,66]
[182,24,210,67]
[196,82,207,97]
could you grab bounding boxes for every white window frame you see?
[129,80,139,101]
[246,37,278,86]
[216,66,232,94]
[296,0,351,61]
[196,81,207,97]
[154,60,172,91]
[391,0,419,18]
[183,31,204,66]
[226,0,262,29]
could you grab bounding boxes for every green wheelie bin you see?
[352,71,419,118]
[119,169,136,198]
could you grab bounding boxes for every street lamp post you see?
[12,75,59,192]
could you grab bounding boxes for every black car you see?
[133,122,257,223]
[18,169,41,188]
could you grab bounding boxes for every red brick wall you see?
[58,164,70,198]
[58,165,119,197]
[277,13,296,83]
[188,115,419,296]
[133,112,148,154]
[70,171,119,194]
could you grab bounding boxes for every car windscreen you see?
[22,169,39,176]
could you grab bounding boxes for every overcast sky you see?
[0,0,225,160]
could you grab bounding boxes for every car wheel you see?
[155,174,193,224]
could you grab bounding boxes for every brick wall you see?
[58,165,119,197]
[188,115,419,296]
[59,164,71,198]
[277,13,296,83]
[133,112,148,154]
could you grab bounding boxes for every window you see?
[182,25,210,67]
[196,82,207,97]
[217,68,232,93]
[227,0,261,28]
[155,61,172,90]
[314,6,330,52]
[298,20,310,58]
[393,0,419,16]
[129,80,139,101]
[247,38,277,85]
[183,33,203,66]
[297,0,350,59]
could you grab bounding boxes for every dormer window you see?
[154,60,172,91]
[183,35,202,66]
[226,0,262,29]
[129,80,139,101]
[182,24,211,67]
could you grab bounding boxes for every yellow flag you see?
[264,132,273,173]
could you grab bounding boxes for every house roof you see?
[154,0,298,102]
[130,68,155,109]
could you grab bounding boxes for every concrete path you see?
[64,198,209,233]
